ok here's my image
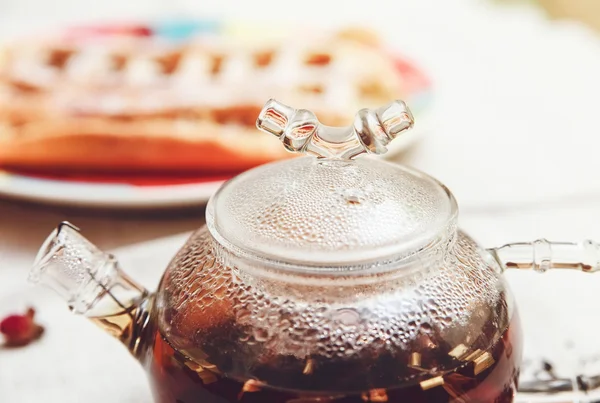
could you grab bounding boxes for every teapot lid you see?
[206,99,457,268]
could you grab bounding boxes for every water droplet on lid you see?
[213,285,227,299]
[253,327,270,342]
[333,308,360,326]
[235,309,251,322]
[346,195,361,205]
[278,319,291,331]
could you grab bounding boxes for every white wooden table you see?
[1,0,600,401]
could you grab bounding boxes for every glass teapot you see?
[29,99,600,403]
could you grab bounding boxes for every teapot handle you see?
[489,239,600,400]
[488,239,600,273]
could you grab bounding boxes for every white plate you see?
[0,171,226,209]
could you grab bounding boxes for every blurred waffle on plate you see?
[0,21,417,174]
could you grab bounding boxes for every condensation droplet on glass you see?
[253,327,270,342]
[333,308,360,326]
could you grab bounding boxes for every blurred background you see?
[0,0,599,402]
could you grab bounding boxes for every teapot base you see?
[146,314,522,403]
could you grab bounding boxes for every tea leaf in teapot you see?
[302,358,315,375]
[237,379,264,400]
[183,360,220,384]
[448,344,469,360]
[409,352,422,368]
[360,388,388,402]
[442,373,473,399]
[419,376,445,391]
[473,351,495,376]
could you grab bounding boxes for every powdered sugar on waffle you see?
[0,29,404,123]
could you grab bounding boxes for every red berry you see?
[0,307,44,347]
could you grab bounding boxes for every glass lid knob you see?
[256,98,414,159]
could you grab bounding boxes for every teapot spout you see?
[30,222,152,358]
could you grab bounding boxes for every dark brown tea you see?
[147,317,521,403]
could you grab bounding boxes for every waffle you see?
[0,28,405,173]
